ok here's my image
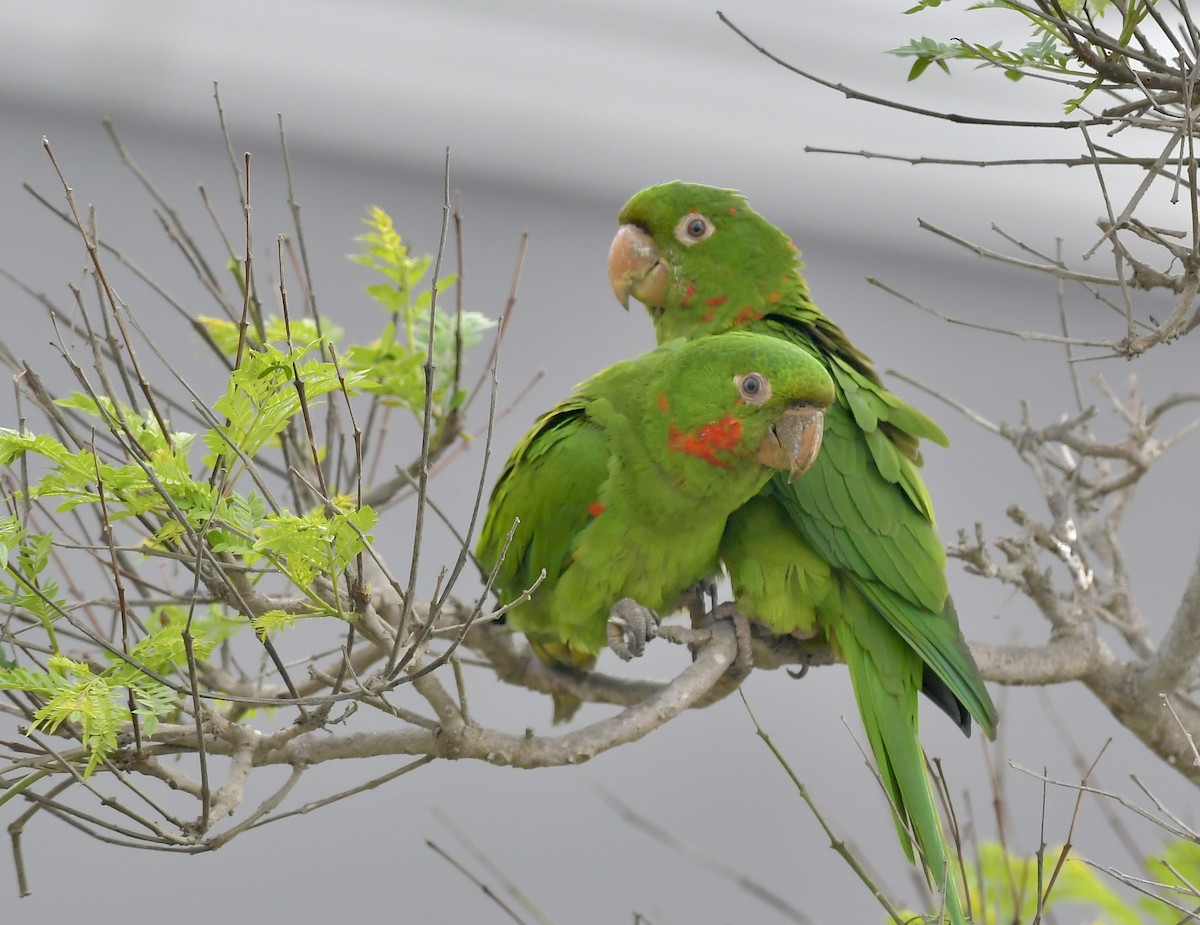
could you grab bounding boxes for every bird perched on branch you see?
[608,180,998,925]
[477,331,833,723]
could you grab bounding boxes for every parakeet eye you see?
[736,372,771,405]
[674,212,714,245]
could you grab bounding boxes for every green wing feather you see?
[475,396,609,659]
[763,323,946,592]
[745,312,995,738]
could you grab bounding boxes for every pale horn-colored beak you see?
[608,223,669,310]
[758,405,826,483]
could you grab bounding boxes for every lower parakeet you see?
[476,331,833,722]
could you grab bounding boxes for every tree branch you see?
[1133,545,1200,700]
[972,632,1106,687]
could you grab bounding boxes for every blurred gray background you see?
[1,1,1197,922]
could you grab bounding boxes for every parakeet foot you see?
[683,577,720,626]
[690,602,754,707]
[607,598,660,661]
[785,628,827,678]
[711,601,754,676]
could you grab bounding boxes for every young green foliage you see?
[964,842,1138,925]
[205,344,364,463]
[889,28,1080,84]
[344,205,494,422]
[891,0,1136,110]
[0,514,67,651]
[1142,839,1200,924]
[0,197,506,781]
[903,838,1200,925]
[0,358,381,769]
[253,506,378,607]
[199,314,345,357]
[0,607,235,777]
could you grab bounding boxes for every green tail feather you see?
[855,579,997,741]
[528,638,595,725]
[834,597,968,925]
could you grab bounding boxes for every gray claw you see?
[684,576,721,627]
[607,597,660,661]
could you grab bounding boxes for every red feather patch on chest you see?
[667,415,743,468]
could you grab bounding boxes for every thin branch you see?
[594,784,822,925]
[1134,545,1200,699]
[717,11,1113,130]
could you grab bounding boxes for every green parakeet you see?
[476,331,833,723]
[608,181,998,925]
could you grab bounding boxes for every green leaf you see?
[253,505,376,590]
[250,608,302,640]
[0,429,76,468]
[206,345,364,465]
[0,603,252,775]
[17,657,125,778]
[347,204,493,425]
[1042,851,1142,925]
[908,57,933,81]
[1142,840,1200,922]
[198,315,244,355]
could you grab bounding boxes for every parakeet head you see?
[646,332,833,486]
[609,181,807,343]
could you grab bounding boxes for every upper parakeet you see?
[476,331,833,722]
[608,181,998,925]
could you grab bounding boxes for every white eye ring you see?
[736,372,770,405]
[673,212,714,245]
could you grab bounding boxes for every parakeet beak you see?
[608,224,669,310]
[758,405,825,483]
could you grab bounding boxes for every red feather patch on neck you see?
[734,306,764,325]
[666,415,742,468]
